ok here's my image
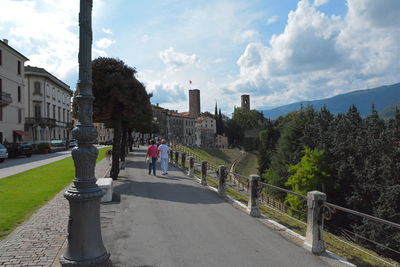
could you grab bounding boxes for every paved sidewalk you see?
[101,148,328,267]
[0,156,111,267]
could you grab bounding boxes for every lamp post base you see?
[60,252,111,267]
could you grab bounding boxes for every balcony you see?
[25,117,57,128]
[0,92,12,107]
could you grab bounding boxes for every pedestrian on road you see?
[158,139,170,175]
[146,140,159,175]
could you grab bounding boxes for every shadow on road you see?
[113,178,223,205]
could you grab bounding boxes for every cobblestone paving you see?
[0,157,111,267]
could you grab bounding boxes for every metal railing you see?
[172,145,400,265]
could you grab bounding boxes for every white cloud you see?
[267,16,279,24]
[228,0,400,109]
[237,29,259,42]
[0,0,79,82]
[95,37,115,49]
[141,34,150,42]
[159,47,200,68]
[313,0,329,6]
[101,28,112,35]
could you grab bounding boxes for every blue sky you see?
[1,0,399,115]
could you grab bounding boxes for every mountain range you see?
[261,82,400,119]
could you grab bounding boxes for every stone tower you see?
[189,89,200,118]
[241,94,250,110]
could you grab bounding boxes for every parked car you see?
[0,144,8,163]
[69,139,78,148]
[6,142,33,158]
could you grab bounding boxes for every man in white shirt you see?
[158,139,170,175]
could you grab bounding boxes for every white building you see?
[24,66,73,142]
[94,122,114,144]
[195,116,216,147]
[0,39,29,144]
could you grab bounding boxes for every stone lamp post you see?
[60,1,110,266]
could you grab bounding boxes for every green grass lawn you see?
[0,146,110,240]
[176,145,242,168]
[234,151,259,176]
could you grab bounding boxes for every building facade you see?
[93,122,114,144]
[0,39,29,144]
[195,116,216,147]
[215,134,228,149]
[24,66,73,142]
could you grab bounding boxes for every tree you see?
[285,147,331,213]
[92,57,152,179]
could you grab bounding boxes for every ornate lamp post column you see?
[60,1,110,266]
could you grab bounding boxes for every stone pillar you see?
[201,161,207,186]
[303,191,326,254]
[218,165,226,197]
[248,174,260,217]
[174,151,179,166]
[60,1,110,266]
[188,156,194,177]
[181,152,186,169]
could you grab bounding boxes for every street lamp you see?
[60,1,110,266]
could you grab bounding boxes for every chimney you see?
[3,39,8,45]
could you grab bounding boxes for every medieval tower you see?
[189,89,201,118]
[241,94,250,110]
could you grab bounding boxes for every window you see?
[47,103,50,117]
[17,61,21,75]
[58,107,61,121]
[53,105,56,119]
[34,82,41,95]
[0,107,2,121]
[34,106,41,118]
[52,88,55,99]
[0,49,2,66]
[18,86,21,102]
[18,109,22,123]
[63,108,65,122]
[67,111,70,122]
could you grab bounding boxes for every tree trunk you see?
[128,128,133,152]
[110,115,122,180]
[120,122,127,163]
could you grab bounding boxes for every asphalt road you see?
[0,145,109,179]
[101,149,328,267]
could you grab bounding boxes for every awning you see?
[14,130,29,136]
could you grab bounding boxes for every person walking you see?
[146,140,159,175]
[158,139,170,175]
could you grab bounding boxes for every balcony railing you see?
[0,92,12,106]
[25,117,57,127]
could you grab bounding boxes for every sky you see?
[1,0,399,115]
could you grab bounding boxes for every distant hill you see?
[261,83,400,119]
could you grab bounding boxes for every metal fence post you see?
[218,165,226,197]
[201,161,207,186]
[181,152,186,169]
[169,149,174,164]
[188,156,194,177]
[304,191,326,254]
[248,174,260,217]
[174,151,179,166]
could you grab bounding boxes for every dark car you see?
[6,143,33,158]
[104,140,113,145]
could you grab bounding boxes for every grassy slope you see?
[234,151,259,176]
[0,146,109,240]
[176,145,241,168]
